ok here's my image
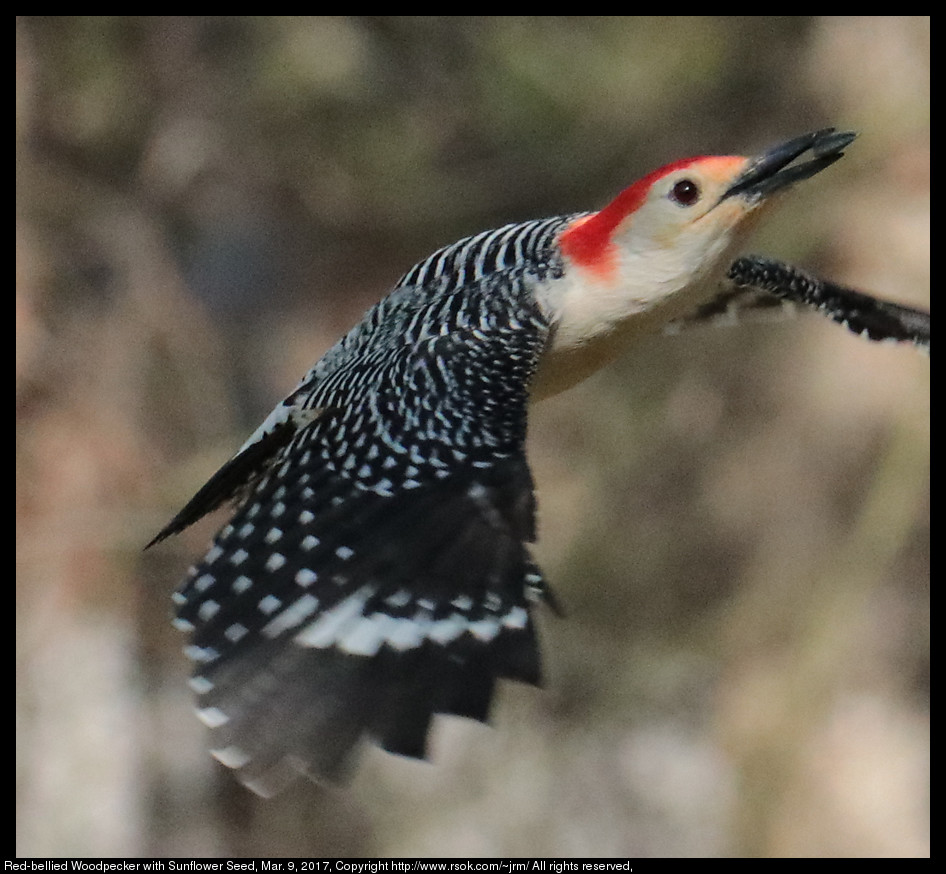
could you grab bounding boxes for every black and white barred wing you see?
[169,275,554,796]
[726,256,930,352]
[667,255,930,354]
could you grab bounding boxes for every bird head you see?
[560,129,856,285]
[537,129,857,398]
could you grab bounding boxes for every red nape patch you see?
[560,155,709,275]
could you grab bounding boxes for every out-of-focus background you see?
[16,16,929,858]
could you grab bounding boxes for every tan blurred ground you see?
[16,16,928,858]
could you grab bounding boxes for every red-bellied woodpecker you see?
[150,129,930,796]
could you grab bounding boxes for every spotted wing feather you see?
[165,221,567,793]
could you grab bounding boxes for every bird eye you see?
[669,178,701,207]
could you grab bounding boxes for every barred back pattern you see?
[160,214,575,794]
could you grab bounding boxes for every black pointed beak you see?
[723,129,857,202]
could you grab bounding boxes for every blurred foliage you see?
[17,16,928,858]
